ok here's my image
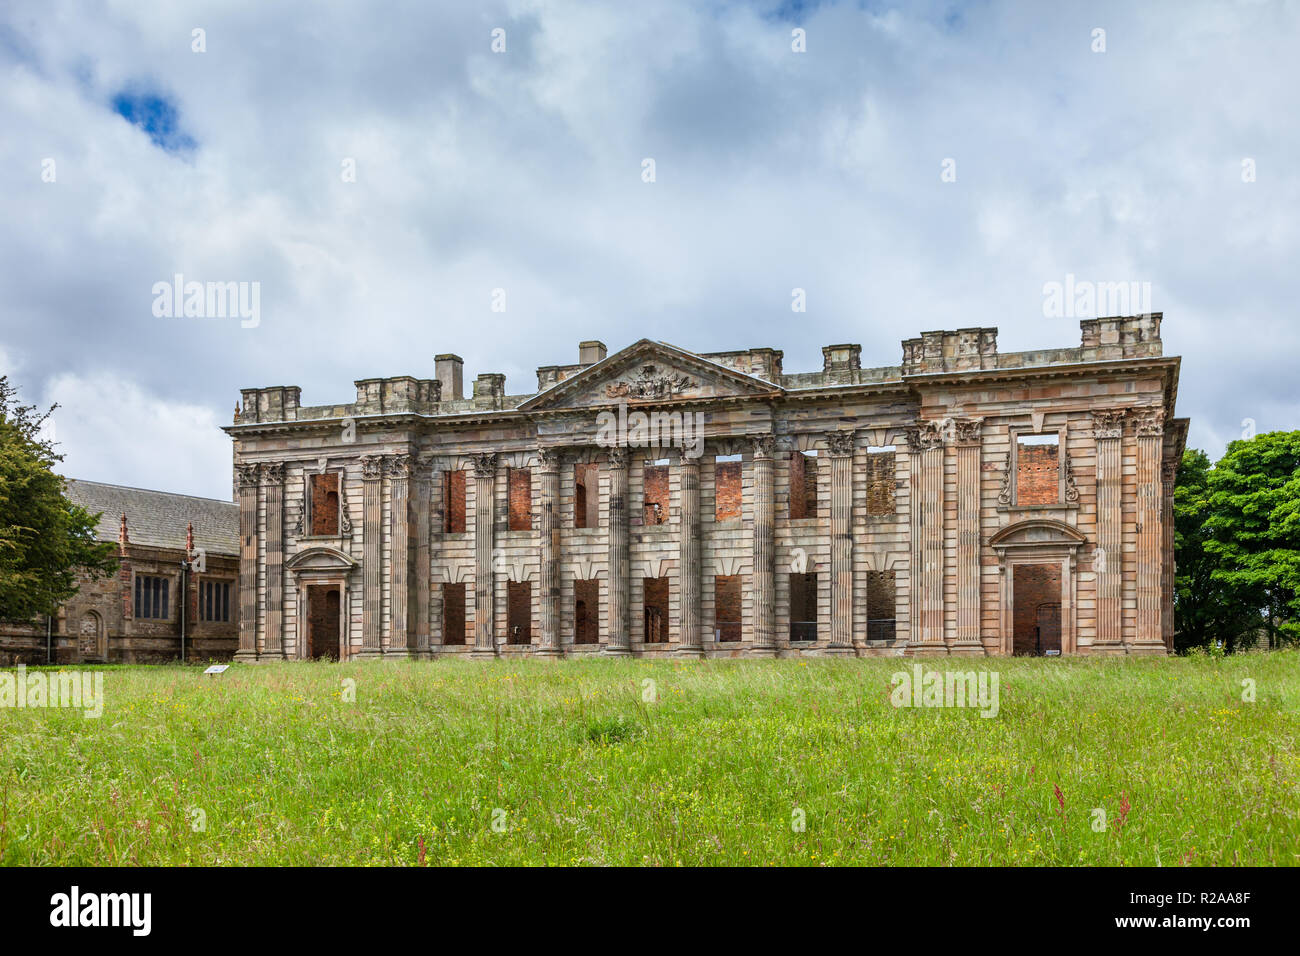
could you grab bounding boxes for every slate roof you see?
[63,479,239,557]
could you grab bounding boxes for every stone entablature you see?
[225,315,1187,660]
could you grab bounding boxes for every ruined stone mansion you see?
[225,313,1186,661]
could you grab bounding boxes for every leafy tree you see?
[1203,431,1300,649]
[1172,449,1261,652]
[0,377,118,621]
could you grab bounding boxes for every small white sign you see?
[204,664,230,675]
[1044,650,1061,657]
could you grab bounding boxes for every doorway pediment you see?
[990,518,1086,552]
[286,546,358,573]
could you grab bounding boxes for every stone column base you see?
[946,641,986,657]
[748,645,778,658]
[233,649,259,664]
[674,646,705,659]
[469,647,497,660]
[601,644,632,656]
[353,648,385,660]
[534,646,564,659]
[823,645,857,656]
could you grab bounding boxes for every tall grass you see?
[1,653,1296,865]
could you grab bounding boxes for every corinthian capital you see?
[826,430,857,457]
[1090,408,1128,439]
[472,452,498,479]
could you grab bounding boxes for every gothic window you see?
[199,579,232,622]
[134,575,170,619]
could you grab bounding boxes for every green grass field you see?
[1,653,1297,866]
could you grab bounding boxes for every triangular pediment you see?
[518,340,783,411]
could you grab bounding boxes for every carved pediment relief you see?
[518,340,782,411]
[989,519,1086,552]
[286,546,358,572]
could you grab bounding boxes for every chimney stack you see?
[435,354,464,401]
[579,340,607,365]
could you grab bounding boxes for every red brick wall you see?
[508,467,532,531]
[1016,441,1059,505]
[444,471,466,533]
[507,581,532,643]
[865,452,895,516]
[715,574,742,641]
[574,579,599,644]
[715,460,742,521]
[644,464,669,525]
[574,462,599,528]
[310,472,340,535]
[442,582,466,645]
[789,572,817,639]
[789,453,818,519]
[306,586,340,659]
[866,570,896,641]
[643,576,669,642]
[1013,563,1061,655]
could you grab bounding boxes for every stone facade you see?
[225,314,1187,660]
[0,480,240,664]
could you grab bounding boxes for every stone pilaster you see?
[234,464,260,662]
[952,419,983,651]
[413,466,432,657]
[1092,409,1126,646]
[906,421,946,647]
[387,455,413,658]
[826,430,856,654]
[262,462,285,658]
[1161,457,1177,653]
[1135,410,1165,648]
[677,454,703,657]
[471,452,498,659]
[604,449,631,655]
[536,448,563,657]
[749,435,777,656]
[358,455,384,659]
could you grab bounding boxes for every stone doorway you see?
[306,586,341,660]
[78,611,105,662]
[1012,563,1062,656]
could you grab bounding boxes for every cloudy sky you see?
[2,0,1296,501]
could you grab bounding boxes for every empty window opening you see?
[574,578,600,644]
[789,450,818,519]
[644,459,670,525]
[1016,434,1060,506]
[507,581,532,644]
[442,582,466,645]
[789,572,817,641]
[574,462,600,528]
[310,472,340,536]
[643,576,670,642]
[715,574,742,642]
[443,470,467,533]
[865,449,896,517]
[715,454,742,522]
[866,570,897,642]
[508,467,532,531]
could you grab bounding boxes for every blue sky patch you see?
[111,88,196,153]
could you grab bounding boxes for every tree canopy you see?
[0,376,118,621]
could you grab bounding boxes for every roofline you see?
[63,477,237,508]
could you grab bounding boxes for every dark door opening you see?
[1013,563,1062,656]
[307,586,341,660]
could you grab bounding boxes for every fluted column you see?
[1093,410,1125,647]
[604,450,631,654]
[907,421,946,647]
[234,464,260,662]
[413,466,432,657]
[1161,457,1177,653]
[388,455,413,658]
[827,431,856,653]
[750,435,777,656]
[677,454,703,657]
[953,420,983,652]
[537,448,563,657]
[358,455,384,659]
[471,453,498,658]
[1135,409,1164,648]
[262,463,285,658]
